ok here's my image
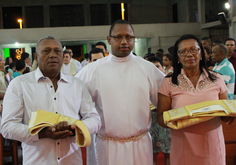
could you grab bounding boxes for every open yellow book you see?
[164,100,236,129]
[28,110,91,147]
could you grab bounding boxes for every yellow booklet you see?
[164,100,236,129]
[28,110,91,147]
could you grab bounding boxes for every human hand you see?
[39,121,75,140]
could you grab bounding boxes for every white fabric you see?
[71,58,82,71]
[1,68,101,165]
[81,59,89,67]
[62,63,80,75]
[76,52,164,165]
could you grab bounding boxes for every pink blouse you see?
[158,69,227,165]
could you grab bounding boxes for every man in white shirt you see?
[1,36,101,165]
[76,20,164,165]
[61,50,80,76]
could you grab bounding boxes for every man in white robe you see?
[76,19,164,165]
[61,50,80,76]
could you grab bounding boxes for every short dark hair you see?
[109,19,134,36]
[16,59,25,71]
[147,56,163,66]
[95,42,107,50]
[144,53,155,59]
[84,53,89,59]
[21,52,29,61]
[9,62,16,69]
[23,67,30,74]
[89,48,105,61]
[225,38,236,44]
[167,46,174,56]
[201,36,211,43]
[157,49,164,53]
[171,34,216,85]
[163,53,172,61]
[155,51,164,59]
[213,40,222,44]
[63,50,71,57]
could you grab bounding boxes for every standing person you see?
[147,56,170,165]
[81,53,89,67]
[61,50,80,76]
[162,53,173,75]
[95,41,108,56]
[212,44,235,100]
[5,57,13,67]
[1,36,101,165]
[66,48,83,71]
[203,46,214,70]
[225,38,236,99]
[12,59,26,78]
[21,52,32,71]
[157,34,234,165]
[201,36,212,50]
[76,19,164,165]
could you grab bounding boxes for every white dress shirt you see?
[1,68,101,165]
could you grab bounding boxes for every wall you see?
[0,22,201,58]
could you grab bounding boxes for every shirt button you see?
[50,86,53,88]
[54,98,56,100]
[57,142,59,145]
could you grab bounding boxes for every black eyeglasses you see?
[110,35,135,42]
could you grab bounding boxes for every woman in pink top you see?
[157,34,234,165]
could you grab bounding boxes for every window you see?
[90,4,109,25]
[50,5,84,27]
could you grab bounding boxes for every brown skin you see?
[157,39,233,129]
[225,40,236,59]
[201,40,211,50]
[36,38,75,140]
[211,45,225,64]
[107,23,135,57]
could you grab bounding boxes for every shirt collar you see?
[109,52,133,62]
[35,67,69,83]
[215,58,227,66]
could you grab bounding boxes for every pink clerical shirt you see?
[158,69,227,165]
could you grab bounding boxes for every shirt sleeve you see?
[158,78,171,97]
[216,73,227,94]
[149,66,165,107]
[79,82,101,135]
[1,78,39,144]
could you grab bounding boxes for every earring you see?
[178,61,179,64]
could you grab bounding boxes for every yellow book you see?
[163,100,236,129]
[28,110,91,147]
